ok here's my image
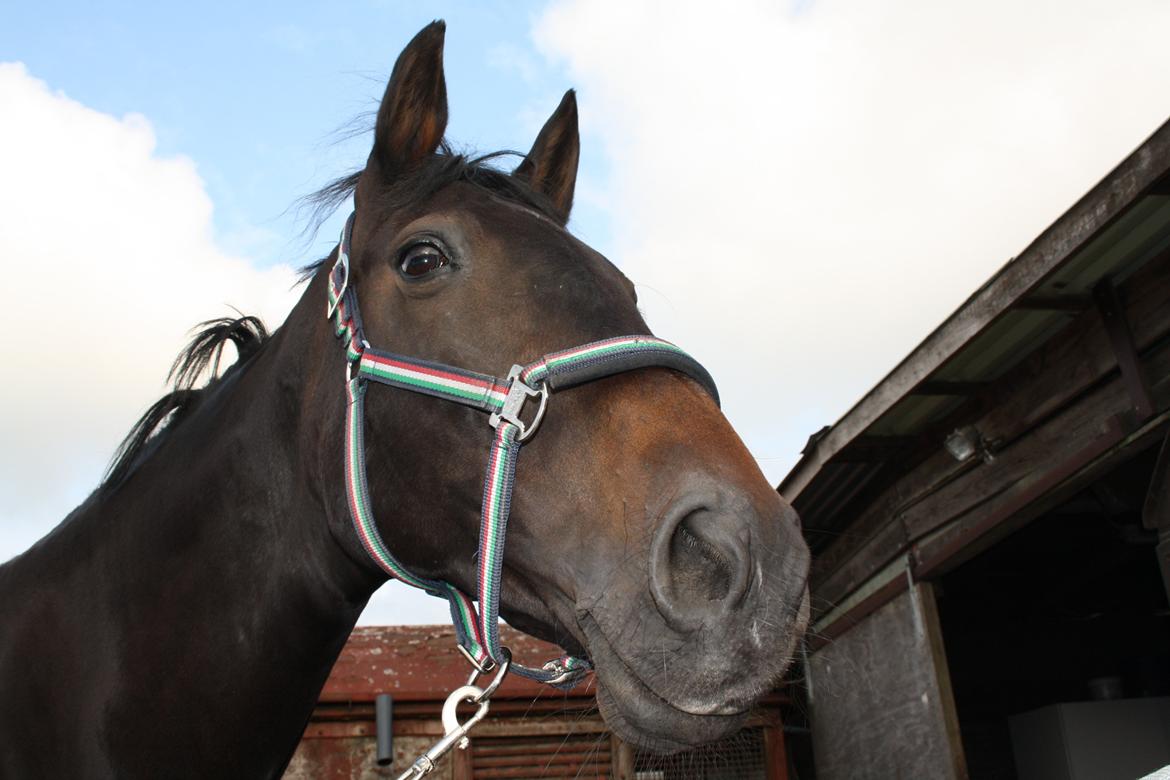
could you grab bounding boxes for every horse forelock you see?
[298,143,562,281]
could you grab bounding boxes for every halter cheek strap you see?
[328,212,719,687]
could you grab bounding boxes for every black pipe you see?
[375,694,394,766]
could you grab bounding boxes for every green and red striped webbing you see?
[327,211,717,687]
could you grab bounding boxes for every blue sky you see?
[1,1,610,268]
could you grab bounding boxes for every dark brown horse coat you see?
[0,22,809,777]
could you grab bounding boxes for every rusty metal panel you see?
[471,733,612,779]
[322,626,593,703]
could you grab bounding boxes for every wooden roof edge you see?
[779,114,1170,502]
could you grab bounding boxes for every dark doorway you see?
[935,445,1170,779]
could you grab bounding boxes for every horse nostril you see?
[650,503,754,632]
[669,513,733,602]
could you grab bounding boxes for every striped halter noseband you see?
[327,212,719,687]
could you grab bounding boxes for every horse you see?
[0,21,810,777]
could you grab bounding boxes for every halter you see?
[327,212,719,688]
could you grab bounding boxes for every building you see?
[780,118,1170,777]
[285,625,793,779]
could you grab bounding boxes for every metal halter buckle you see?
[325,255,349,319]
[540,659,578,686]
[489,365,549,442]
[465,647,512,703]
[456,643,495,675]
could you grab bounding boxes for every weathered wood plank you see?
[816,251,1170,577]
[1142,427,1170,530]
[903,328,1170,544]
[1096,278,1156,419]
[918,583,967,780]
[809,565,909,652]
[914,411,1168,579]
[811,254,1170,605]
[821,347,1170,608]
[809,583,966,780]
[811,520,910,622]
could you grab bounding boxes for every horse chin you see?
[577,613,752,755]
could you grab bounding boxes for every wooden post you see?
[1095,278,1155,423]
[1143,428,1170,606]
[808,580,968,779]
[451,742,473,780]
[610,735,635,780]
[763,722,790,780]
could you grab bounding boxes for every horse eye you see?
[399,244,449,278]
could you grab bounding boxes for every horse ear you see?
[514,90,580,224]
[372,21,448,176]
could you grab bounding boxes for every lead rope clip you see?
[394,649,511,779]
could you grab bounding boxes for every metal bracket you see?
[456,643,494,675]
[326,213,355,319]
[489,365,549,442]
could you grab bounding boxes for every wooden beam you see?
[830,435,916,462]
[1142,427,1170,606]
[911,417,1125,580]
[917,583,968,780]
[1095,278,1155,422]
[798,463,884,541]
[809,568,909,652]
[912,381,988,396]
[899,366,1164,558]
[817,330,1170,608]
[810,255,1170,603]
[919,411,1170,583]
[1015,295,1092,312]
[1142,428,1170,530]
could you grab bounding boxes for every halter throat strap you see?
[326,212,719,687]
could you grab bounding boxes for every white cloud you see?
[534,0,1170,482]
[0,66,297,552]
[0,63,458,626]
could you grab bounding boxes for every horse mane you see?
[103,316,269,491]
[299,141,558,280]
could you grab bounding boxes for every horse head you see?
[306,22,811,753]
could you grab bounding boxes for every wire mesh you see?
[633,726,767,780]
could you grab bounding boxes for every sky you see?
[3,1,1170,625]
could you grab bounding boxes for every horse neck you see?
[3,274,384,774]
[95,271,377,609]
